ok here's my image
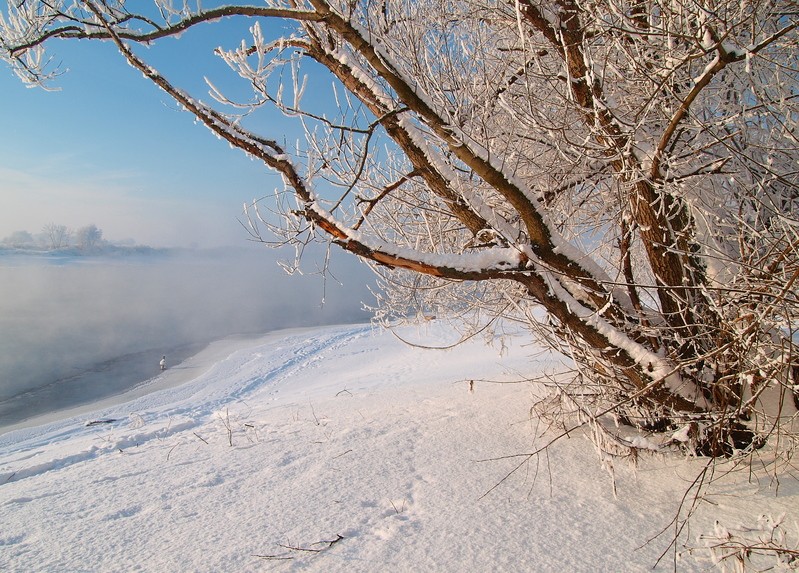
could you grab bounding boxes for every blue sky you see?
[0,21,296,248]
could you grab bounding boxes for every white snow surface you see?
[1,322,796,572]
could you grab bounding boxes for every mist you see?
[0,246,376,425]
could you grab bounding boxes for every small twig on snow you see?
[252,554,293,561]
[388,499,406,514]
[309,400,320,426]
[218,407,233,446]
[278,534,345,553]
[166,442,181,461]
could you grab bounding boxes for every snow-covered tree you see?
[75,224,103,250]
[42,223,70,250]
[3,0,797,457]
[2,230,35,248]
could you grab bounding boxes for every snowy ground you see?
[0,322,796,572]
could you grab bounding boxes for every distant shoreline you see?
[0,245,169,260]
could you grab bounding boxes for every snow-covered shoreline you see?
[0,340,203,436]
[1,322,796,572]
[0,324,365,445]
[0,330,280,439]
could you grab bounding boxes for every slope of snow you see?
[0,322,796,572]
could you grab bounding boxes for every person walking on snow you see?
[160,355,166,371]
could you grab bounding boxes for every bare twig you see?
[252,554,293,561]
[332,449,352,460]
[278,534,345,553]
[309,400,320,426]
[388,499,406,514]
[166,442,181,461]
[218,407,233,447]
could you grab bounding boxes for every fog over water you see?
[0,247,375,428]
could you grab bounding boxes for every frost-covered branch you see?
[5,0,798,459]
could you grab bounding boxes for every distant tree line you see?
[3,224,117,251]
